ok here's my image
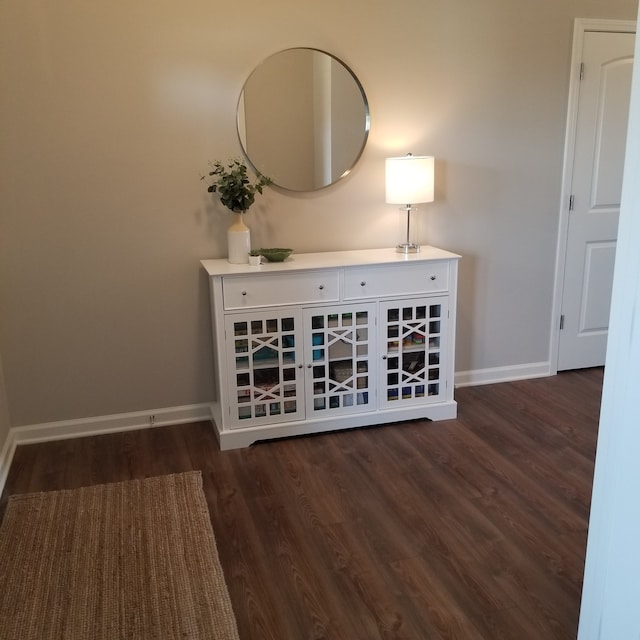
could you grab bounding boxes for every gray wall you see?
[0,0,637,427]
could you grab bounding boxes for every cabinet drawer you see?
[223,269,339,310]
[344,261,449,300]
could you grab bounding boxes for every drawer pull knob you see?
[318,284,325,290]
[430,275,436,281]
[360,281,366,287]
[382,355,387,360]
[241,291,247,296]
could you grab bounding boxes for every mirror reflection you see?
[237,48,370,192]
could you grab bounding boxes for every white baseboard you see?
[0,403,213,497]
[9,403,213,446]
[454,361,551,387]
[0,364,553,496]
[0,432,17,503]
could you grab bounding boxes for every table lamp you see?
[385,154,435,253]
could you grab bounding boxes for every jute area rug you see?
[0,471,240,640]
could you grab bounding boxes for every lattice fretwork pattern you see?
[382,299,446,405]
[306,306,374,415]
[226,312,302,423]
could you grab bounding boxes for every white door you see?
[558,30,635,371]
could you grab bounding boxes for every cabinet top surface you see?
[201,246,460,277]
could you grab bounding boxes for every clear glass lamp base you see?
[396,205,420,254]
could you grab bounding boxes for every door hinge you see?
[569,195,575,211]
[579,62,585,81]
[560,315,565,330]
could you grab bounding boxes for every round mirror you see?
[237,48,370,192]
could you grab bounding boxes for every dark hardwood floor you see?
[1,368,603,639]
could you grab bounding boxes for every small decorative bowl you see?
[259,248,293,262]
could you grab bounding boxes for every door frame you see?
[549,18,636,374]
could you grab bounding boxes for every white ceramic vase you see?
[227,213,250,264]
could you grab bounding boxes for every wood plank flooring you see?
[0,368,603,639]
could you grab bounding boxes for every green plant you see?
[248,249,261,256]
[202,159,272,213]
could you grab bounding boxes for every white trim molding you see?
[0,359,553,492]
[578,7,640,635]
[0,403,213,496]
[454,362,551,388]
[0,359,554,493]
[0,433,16,502]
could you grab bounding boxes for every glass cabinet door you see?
[379,298,448,407]
[304,304,376,416]
[225,309,304,427]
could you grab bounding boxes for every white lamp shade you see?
[385,155,435,205]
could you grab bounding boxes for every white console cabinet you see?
[202,247,460,449]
